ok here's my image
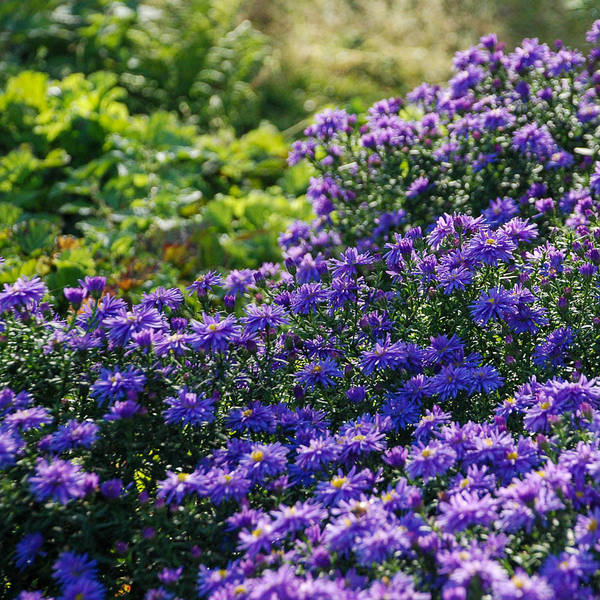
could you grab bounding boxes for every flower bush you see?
[3,20,600,600]
[285,24,600,255]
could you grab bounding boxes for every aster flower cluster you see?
[2,20,600,600]
[283,21,600,257]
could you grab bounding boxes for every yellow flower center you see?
[540,401,551,410]
[421,448,432,458]
[208,324,218,331]
[219,569,227,578]
[313,365,322,373]
[234,586,247,595]
[588,518,598,532]
[353,434,366,442]
[331,476,347,489]
[507,451,518,460]
[177,473,189,482]
[224,474,233,482]
[252,528,262,537]
[506,397,515,405]
[251,450,264,462]
[485,438,493,446]
[485,238,497,245]
[511,576,524,589]
[460,478,470,488]
[242,409,253,417]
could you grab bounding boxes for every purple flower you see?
[63,287,87,307]
[0,276,47,313]
[413,405,451,441]
[59,578,105,600]
[307,176,343,216]
[29,458,88,505]
[295,359,343,390]
[16,592,47,600]
[437,490,497,532]
[587,19,600,44]
[270,501,326,536]
[470,286,518,325]
[90,366,146,405]
[430,365,471,400]
[205,468,251,505]
[239,442,288,483]
[360,337,420,375]
[483,197,519,227]
[157,471,201,505]
[288,139,317,165]
[223,269,253,297]
[295,436,340,472]
[500,217,538,244]
[492,569,553,600]
[468,365,504,394]
[532,327,574,368]
[406,440,456,481]
[482,108,515,130]
[425,334,465,365]
[100,478,123,499]
[436,264,474,294]
[304,108,356,140]
[346,385,366,403]
[15,532,44,570]
[158,566,183,585]
[186,271,223,297]
[241,303,288,334]
[49,419,99,453]
[163,388,215,427]
[103,306,164,346]
[329,247,376,278]
[314,467,374,505]
[290,283,328,314]
[0,429,23,468]
[188,313,240,353]
[575,508,600,547]
[4,406,52,431]
[226,402,276,434]
[140,287,184,312]
[103,400,143,421]
[406,176,431,198]
[512,123,558,160]
[465,229,516,265]
[78,276,106,298]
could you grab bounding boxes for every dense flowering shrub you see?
[3,20,600,600]
[284,23,600,256]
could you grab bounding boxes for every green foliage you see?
[0,70,310,298]
[0,0,272,132]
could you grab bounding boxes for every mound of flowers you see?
[2,20,600,600]
[284,19,600,256]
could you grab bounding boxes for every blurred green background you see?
[0,0,599,302]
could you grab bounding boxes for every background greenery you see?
[0,0,599,301]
